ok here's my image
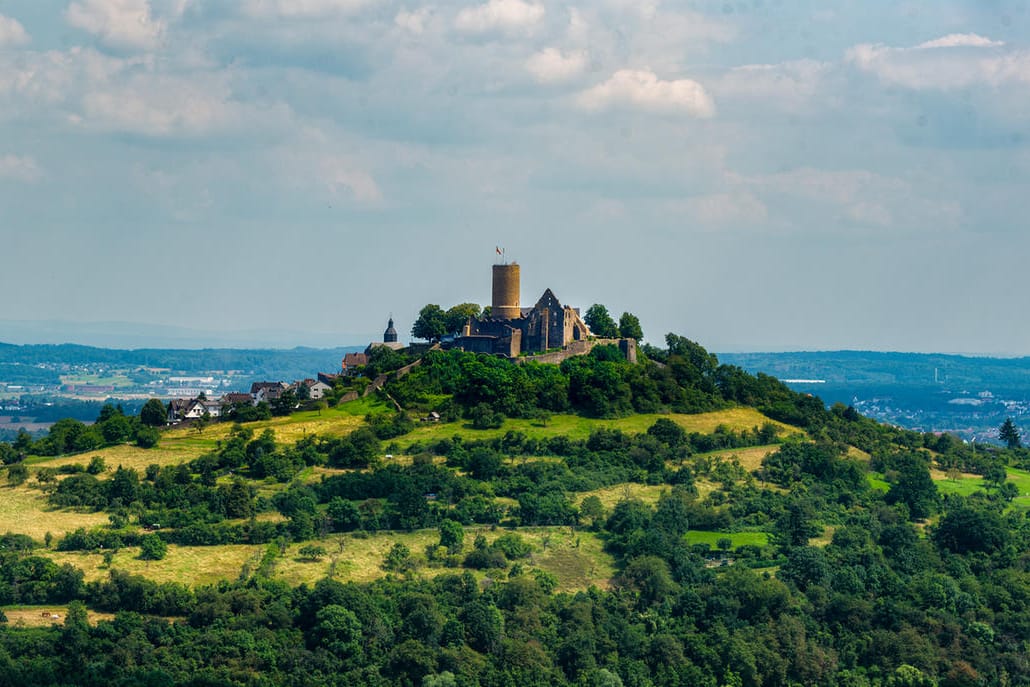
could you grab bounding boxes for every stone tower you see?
[491,263,521,319]
[383,317,398,343]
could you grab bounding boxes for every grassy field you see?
[871,466,1030,510]
[398,407,800,450]
[26,401,377,474]
[273,527,614,592]
[572,483,668,510]
[684,530,769,548]
[1,606,116,628]
[695,444,780,472]
[36,527,616,593]
[0,484,108,539]
[46,544,259,586]
[60,374,134,388]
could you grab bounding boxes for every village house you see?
[250,381,287,403]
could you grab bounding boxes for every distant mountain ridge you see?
[0,319,372,349]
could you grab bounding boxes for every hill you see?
[1,336,1028,687]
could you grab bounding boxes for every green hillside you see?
[1,336,1028,687]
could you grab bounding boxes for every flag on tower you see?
[496,246,502,255]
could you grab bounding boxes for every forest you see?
[0,335,1028,687]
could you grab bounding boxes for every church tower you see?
[384,317,398,343]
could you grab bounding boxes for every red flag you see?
[496,246,502,255]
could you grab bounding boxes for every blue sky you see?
[1,0,1029,353]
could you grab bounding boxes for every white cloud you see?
[578,69,714,117]
[0,154,42,183]
[65,0,166,52]
[916,34,1004,50]
[395,8,433,35]
[322,156,382,202]
[75,69,288,138]
[714,60,831,112]
[732,167,962,233]
[847,34,1030,90]
[454,0,544,34]
[525,48,587,83]
[677,192,767,227]
[242,0,372,19]
[0,15,30,47]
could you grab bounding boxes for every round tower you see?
[491,263,521,319]
[384,317,398,343]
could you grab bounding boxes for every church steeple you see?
[384,316,398,343]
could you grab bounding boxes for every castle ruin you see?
[450,261,636,363]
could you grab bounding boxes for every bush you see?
[139,534,168,560]
[136,427,160,449]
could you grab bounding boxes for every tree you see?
[885,453,938,520]
[136,426,159,448]
[412,304,448,342]
[139,534,168,560]
[618,311,643,340]
[86,456,106,475]
[298,544,327,561]
[999,417,1021,449]
[584,304,619,338]
[444,303,482,334]
[6,462,28,486]
[140,399,167,427]
[439,519,465,554]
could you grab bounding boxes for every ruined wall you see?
[513,338,637,366]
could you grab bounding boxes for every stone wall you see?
[513,338,637,366]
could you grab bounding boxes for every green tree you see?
[135,426,159,448]
[412,304,448,342]
[618,311,643,340]
[444,303,482,334]
[298,544,327,561]
[579,495,605,528]
[886,453,938,520]
[439,519,465,554]
[139,534,168,560]
[999,417,1021,449]
[6,462,28,486]
[86,456,106,475]
[140,398,167,427]
[584,304,619,338]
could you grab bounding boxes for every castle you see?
[449,262,636,362]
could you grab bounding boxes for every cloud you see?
[65,0,166,52]
[714,60,831,112]
[577,69,714,117]
[322,156,382,202]
[241,0,373,19]
[732,167,962,233]
[0,14,30,47]
[677,192,768,227]
[395,8,433,35]
[74,69,289,138]
[454,0,545,34]
[916,34,1004,49]
[525,48,587,83]
[847,34,1030,90]
[0,155,42,183]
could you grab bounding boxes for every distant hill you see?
[719,350,1030,440]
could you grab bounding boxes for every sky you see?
[1,0,1029,354]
